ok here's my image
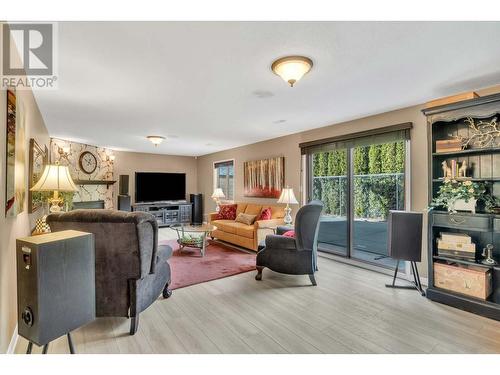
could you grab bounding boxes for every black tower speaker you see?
[387,210,423,262]
[119,175,129,196]
[118,195,131,212]
[386,210,425,295]
[16,230,95,353]
[190,193,203,225]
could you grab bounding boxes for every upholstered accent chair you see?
[46,209,172,335]
[255,201,323,285]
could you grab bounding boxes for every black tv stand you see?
[132,201,192,227]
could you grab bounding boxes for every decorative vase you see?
[448,198,477,214]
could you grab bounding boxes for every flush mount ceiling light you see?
[147,135,166,146]
[271,56,313,87]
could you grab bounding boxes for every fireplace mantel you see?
[74,180,116,189]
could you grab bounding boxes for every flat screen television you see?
[135,172,186,202]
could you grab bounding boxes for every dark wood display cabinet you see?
[423,93,500,321]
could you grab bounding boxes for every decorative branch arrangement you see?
[454,117,500,149]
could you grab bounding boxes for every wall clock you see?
[79,151,98,175]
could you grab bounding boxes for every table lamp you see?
[30,163,78,213]
[277,187,299,225]
[211,188,225,212]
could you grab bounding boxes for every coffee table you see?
[172,223,217,257]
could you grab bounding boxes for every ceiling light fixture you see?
[271,56,313,87]
[147,135,166,146]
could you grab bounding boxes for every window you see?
[214,160,234,201]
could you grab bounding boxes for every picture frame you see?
[5,89,17,217]
[243,156,284,198]
[28,138,49,213]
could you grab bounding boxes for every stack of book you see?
[450,159,458,177]
[437,232,476,260]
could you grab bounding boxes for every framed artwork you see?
[28,138,49,213]
[243,156,284,198]
[5,88,26,217]
[5,89,17,217]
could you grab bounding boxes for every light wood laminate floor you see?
[15,229,500,354]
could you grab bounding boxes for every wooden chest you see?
[434,263,492,300]
[435,139,463,153]
[426,91,479,109]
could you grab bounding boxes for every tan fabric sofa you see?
[209,202,285,251]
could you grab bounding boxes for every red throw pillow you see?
[258,207,272,221]
[217,204,237,220]
[282,230,295,238]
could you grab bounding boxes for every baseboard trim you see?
[6,324,18,354]
[319,252,429,287]
[208,240,430,287]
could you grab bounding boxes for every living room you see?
[2,2,500,374]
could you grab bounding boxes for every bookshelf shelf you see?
[432,223,491,232]
[432,178,500,182]
[432,147,500,156]
[433,255,494,269]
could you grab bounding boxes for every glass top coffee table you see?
[171,223,217,257]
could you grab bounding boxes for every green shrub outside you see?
[312,141,405,220]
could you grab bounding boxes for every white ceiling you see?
[33,21,500,156]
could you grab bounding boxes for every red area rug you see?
[161,239,257,290]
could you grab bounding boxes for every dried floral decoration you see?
[454,117,500,149]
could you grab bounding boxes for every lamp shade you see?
[30,164,78,192]
[277,187,298,204]
[271,56,313,87]
[147,136,165,146]
[211,188,225,199]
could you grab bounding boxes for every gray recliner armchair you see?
[47,209,172,335]
[256,201,323,285]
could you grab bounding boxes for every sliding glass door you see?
[305,128,409,270]
[351,141,406,268]
[311,149,349,256]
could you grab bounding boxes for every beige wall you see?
[0,88,49,352]
[197,85,500,277]
[113,151,198,206]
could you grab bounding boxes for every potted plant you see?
[430,179,497,214]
